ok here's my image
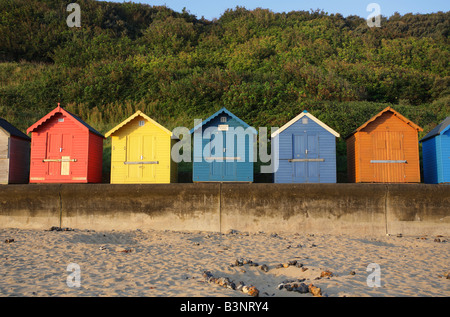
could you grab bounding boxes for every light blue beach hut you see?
[190,108,257,182]
[419,117,450,184]
[271,110,340,183]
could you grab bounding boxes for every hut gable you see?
[349,107,422,136]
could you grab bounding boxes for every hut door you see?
[292,133,319,183]
[372,132,405,183]
[209,131,237,181]
[142,135,156,181]
[223,132,237,181]
[307,134,320,183]
[46,132,73,179]
[293,134,307,182]
[127,135,142,180]
[127,135,157,181]
[209,131,222,181]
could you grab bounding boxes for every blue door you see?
[209,131,237,181]
[292,133,320,183]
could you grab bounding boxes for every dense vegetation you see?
[0,0,449,181]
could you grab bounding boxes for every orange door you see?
[372,132,405,183]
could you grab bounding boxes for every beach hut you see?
[271,110,340,183]
[346,107,423,183]
[105,111,177,184]
[27,105,104,183]
[190,107,257,182]
[419,117,450,184]
[0,118,31,184]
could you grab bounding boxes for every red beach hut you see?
[27,105,104,183]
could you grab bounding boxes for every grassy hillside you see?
[1,0,449,181]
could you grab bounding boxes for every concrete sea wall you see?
[0,184,449,236]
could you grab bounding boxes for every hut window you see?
[58,118,64,123]
[139,120,145,127]
[220,116,227,123]
[302,118,308,125]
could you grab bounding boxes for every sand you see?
[0,227,448,297]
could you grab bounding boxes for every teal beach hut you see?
[190,108,257,182]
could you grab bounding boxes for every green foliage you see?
[0,1,449,181]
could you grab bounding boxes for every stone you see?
[284,284,293,291]
[248,286,259,297]
[320,270,333,278]
[295,283,309,294]
[236,282,245,291]
[260,264,269,272]
[308,284,322,297]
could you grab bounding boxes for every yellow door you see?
[126,135,157,182]
[127,135,143,180]
[142,135,157,181]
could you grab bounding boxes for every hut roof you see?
[189,107,257,134]
[420,117,450,143]
[345,107,422,139]
[271,110,340,138]
[105,111,172,138]
[26,105,104,138]
[0,117,31,141]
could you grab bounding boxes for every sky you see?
[107,0,449,20]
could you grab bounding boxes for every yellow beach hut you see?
[105,111,177,184]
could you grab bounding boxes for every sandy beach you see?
[0,227,448,298]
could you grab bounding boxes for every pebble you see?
[296,283,309,294]
[260,264,269,272]
[4,239,14,243]
[308,284,322,297]
[320,270,333,278]
[248,286,259,297]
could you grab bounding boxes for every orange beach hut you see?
[346,107,423,183]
